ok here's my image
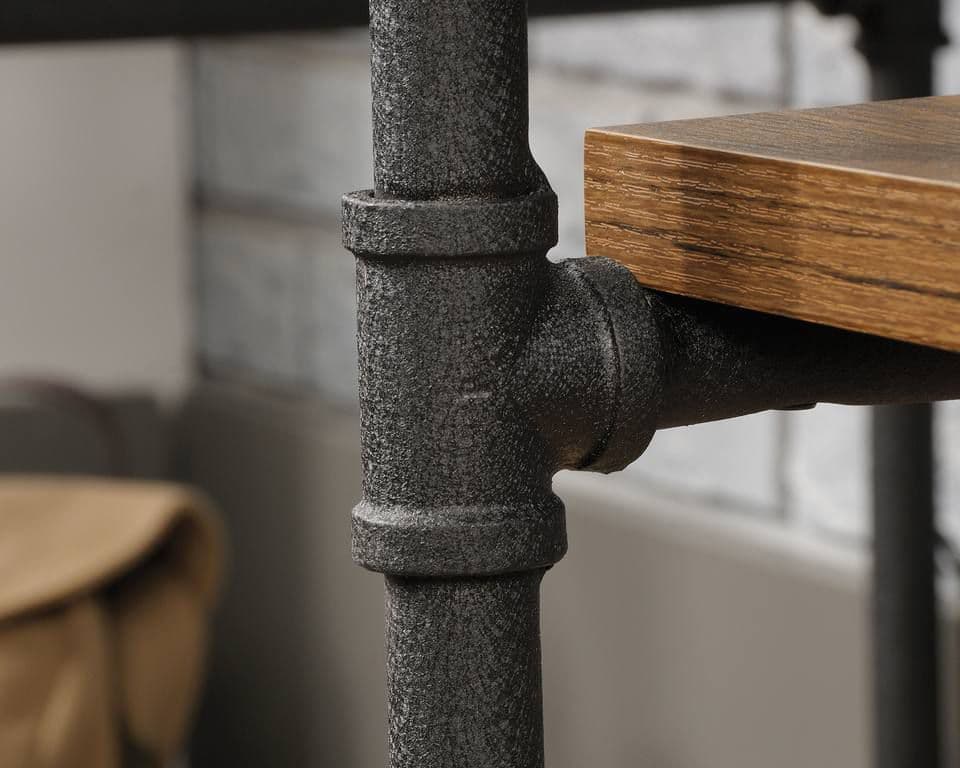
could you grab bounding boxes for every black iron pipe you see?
[872,403,939,768]
[368,0,543,200]
[351,3,561,766]
[843,0,946,102]
[651,293,960,429]
[385,572,546,768]
[0,1,369,43]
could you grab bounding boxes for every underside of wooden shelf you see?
[584,95,960,352]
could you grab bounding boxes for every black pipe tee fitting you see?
[344,190,663,577]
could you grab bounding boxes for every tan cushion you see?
[0,477,223,766]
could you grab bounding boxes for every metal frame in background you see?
[342,1,959,766]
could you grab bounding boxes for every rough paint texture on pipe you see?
[346,2,639,767]
[351,253,661,577]
[369,0,544,199]
[352,0,661,580]
[386,573,545,768]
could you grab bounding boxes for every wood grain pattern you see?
[584,95,960,351]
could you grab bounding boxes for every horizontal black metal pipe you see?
[0,0,779,44]
[0,0,368,43]
[652,292,960,429]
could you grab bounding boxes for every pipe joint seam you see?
[342,188,558,258]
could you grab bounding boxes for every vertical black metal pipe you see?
[386,573,546,768]
[369,0,545,201]
[858,0,942,103]
[357,2,554,767]
[859,0,942,105]
[861,4,945,765]
[872,404,939,768]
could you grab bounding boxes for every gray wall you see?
[0,42,191,400]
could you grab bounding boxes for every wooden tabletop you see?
[584,95,960,352]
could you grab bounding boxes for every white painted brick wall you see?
[785,405,871,541]
[528,6,786,102]
[193,34,372,216]
[192,0,960,546]
[196,209,357,401]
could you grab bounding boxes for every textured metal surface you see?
[353,257,960,573]
[349,2,566,765]
[352,255,660,577]
[342,189,558,258]
[386,573,545,768]
[650,293,960,428]
[369,0,544,200]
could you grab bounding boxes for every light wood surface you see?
[584,95,960,351]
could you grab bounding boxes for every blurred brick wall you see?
[191,0,960,551]
[0,42,191,399]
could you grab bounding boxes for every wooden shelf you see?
[585,95,960,352]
